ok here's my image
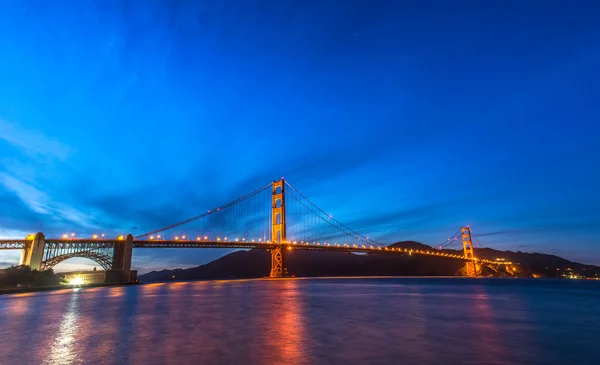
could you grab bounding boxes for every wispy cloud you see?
[0,118,70,160]
[0,228,33,239]
[0,173,51,214]
[475,222,600,238]
[0,173,98,231]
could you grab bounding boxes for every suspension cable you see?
[135,182,273,239]
[285,181,383,245]
[284,183,384,246]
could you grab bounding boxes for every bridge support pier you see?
[19,232,45,270]
[270,246,288,278]
[107,234,135,283]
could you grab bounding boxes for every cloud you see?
[0,173,51,214]
[282,143,396,188]
[0,228,35,239]
[0,173,99,232]
[475,222,600,238]
[0,119,70,161]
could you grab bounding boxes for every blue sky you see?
[1,0,599,272]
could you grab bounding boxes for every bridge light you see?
[118,235,124,240]
[258,239,262,242]
[197,237,201,241]
[224,237,228,241]
[150,236,154,240]
[204,236,208,240]
[101,234,105,238]
[93,234,98,239]
[235,238,239,242]
[252,239,255,242]
[182,235,186,239]
[71,233,75,237]
[62,234,68,239]
[156,235,160,238]
[217,238,221,241]
[175,236,179,240]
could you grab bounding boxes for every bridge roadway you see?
[0,238,511,265]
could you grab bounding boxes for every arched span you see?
[41,251,113,271]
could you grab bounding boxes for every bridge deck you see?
[0,238,511,265]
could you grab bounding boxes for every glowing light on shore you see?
[68,277,84,286]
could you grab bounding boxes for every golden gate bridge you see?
[0,178,511,283]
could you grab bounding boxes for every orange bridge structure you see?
[0,179,511,283]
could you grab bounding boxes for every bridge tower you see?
[270,179,288,278]
[19,232,45,270]
[461,226,478,276]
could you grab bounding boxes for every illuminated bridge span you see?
[0,179,511,282]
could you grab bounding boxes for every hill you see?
[139,241,600,282]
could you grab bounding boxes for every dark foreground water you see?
[0,278,599,365]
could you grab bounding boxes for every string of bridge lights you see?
[49,232,510,265]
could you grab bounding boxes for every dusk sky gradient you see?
[1,0,599,272]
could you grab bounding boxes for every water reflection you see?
[45,290,81,365]
[0,279,598,365]
[470,285,506,364]
[268,281,309,363]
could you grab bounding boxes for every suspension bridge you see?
[0,179,511,283]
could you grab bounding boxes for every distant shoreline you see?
[2,275,597,296]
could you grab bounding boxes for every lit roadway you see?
[0,238,511,265]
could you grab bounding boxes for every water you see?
[0,278,599,365]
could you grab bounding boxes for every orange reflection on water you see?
[5,297,31,315]
[10,292,36,298]
[144,282,165,288]
[267,280,309,364]
[106,286,126,297]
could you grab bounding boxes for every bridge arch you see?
[41,251,113,271]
